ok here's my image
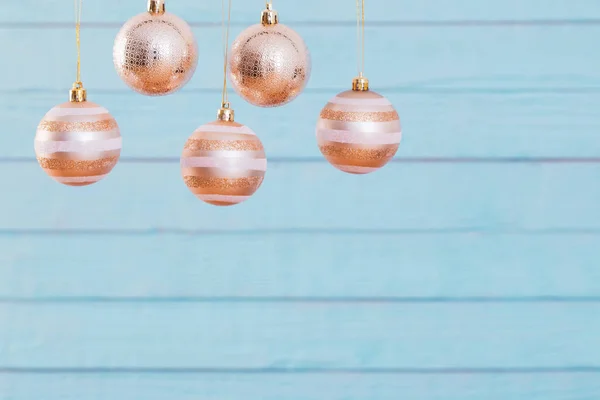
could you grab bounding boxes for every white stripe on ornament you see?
[317,128,401,145]
[335,165,379,174]
[328,97,392,106]
[46,107,110,117]
[54,174,108,184]
[198,194,251,204]
[195,125,256,136]
[35,137,122,153]
[181,156,267,171]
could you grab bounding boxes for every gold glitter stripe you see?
[184,139,263,152]
[320,109,399,122]
[183,175,264,194]
[37,156,119,171]
[38,119,118,133]
[319,143,398,162]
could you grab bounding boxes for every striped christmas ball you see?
[34,101,122,186]
[181,120,266,206]
[316,90,401,174]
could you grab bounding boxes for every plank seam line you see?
[3,19,600,28]
[2,296,600,304]
[0,367,599,375]
[0,228,599,236]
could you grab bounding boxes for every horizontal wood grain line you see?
[0,367,599,375]
[3,19,600,29]
[1,228,599,236]
[6,157,600,164]
[2,296,600,304]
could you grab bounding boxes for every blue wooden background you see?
[1,0,600,398]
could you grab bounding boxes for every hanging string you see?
[356,0,365,76]
[74,0,83,86]
[221,0,232,105]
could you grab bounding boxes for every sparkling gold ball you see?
[181,120,266,206]
[35,101,122,186]
[229,24,311,107]
[113,12,198,96]
[316,90,401,174]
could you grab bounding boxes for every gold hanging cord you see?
[356,0,365,76]
[353,0,369,91]
[70,0,86,102]
[218,0,235,121]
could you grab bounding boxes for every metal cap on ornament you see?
[69,81,87,103]
[148,0,166,14]
[352,75,370,92]
[261,3,279,25]
[217,102,235,122]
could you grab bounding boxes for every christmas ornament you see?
[228,2,311,107]
[181,0,266,206]
[181,106,266,206]
[113,0,198,96]
[35,0,121,186]
[316,0,401,174]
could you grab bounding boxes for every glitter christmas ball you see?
[181,119,267,206]
[113,3,198,96]
[228,5,310,107]
[316,88,401,174]
[35,101,122,186]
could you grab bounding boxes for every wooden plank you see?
[4,0,600,23]
[1,26,599,92]
[5,91,600,159]
[1,234,599,299]
[1,303,599,368]
[2,373,600,400]
[2,162,599,230]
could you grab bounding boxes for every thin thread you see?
[356,0,360,75]
[356,0,365,76]
[74,0,83,85]
[361,0,365,74]
[221,0,232,105]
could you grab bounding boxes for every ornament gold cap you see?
[261,2,279,25]
[217,102,235,122]
[148,0,166,15]
[352,75,369,91]
[70,82,87,102]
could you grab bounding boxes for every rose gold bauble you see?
[113,0,198,96]
[316,77,401,174]
[181,106,267,206]
[35,86,122,186]
[228,4,311,107]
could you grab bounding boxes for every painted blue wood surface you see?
[1,234,599,298]
[2,374,600,400]
[1,0,600,398]
[2,163,599,230]
[2,303,599,368]
[4,0,600,22]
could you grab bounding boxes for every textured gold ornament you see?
[228,3,311,107]
[113,0,198,96]
[316,78,402,175]
[181,107,267,206]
